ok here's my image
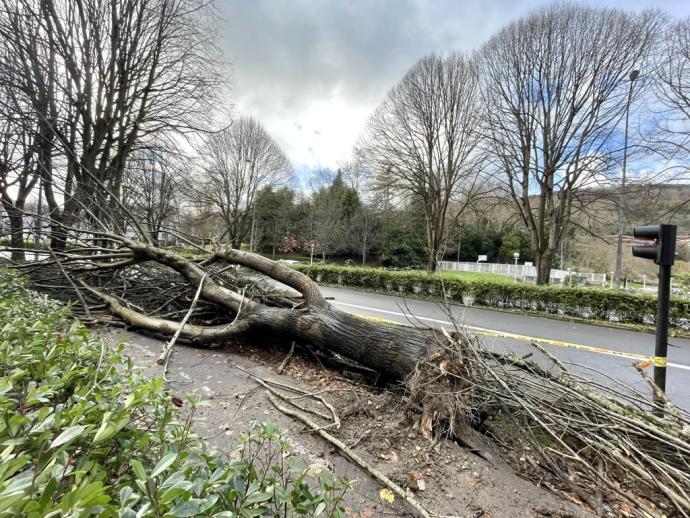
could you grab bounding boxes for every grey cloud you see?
[215,0,690,168]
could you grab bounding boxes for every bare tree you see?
[480,5,661,283]
[650,17,690,189]
[339,154,371,195]
[0,99,39,261]
[122,147,182,244]
[361,53,485,272]
[0,0,225,249]
[308,190,345,261]
[352,205,379,265]
[198,117,292,248]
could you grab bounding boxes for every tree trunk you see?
[426,230,440,273]
[5,208,25,262]
[244,306,428,379]
[535,252,552,285]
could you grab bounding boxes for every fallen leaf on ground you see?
[381,450,398,463]
[379,488,395,504]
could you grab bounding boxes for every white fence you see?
[438,261,607,286]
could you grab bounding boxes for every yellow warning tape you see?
[354,313,665,366]
[652,356,668,367]
[356,314,397,325]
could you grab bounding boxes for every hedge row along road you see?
[286,265,690,408]
[293,264,690,330]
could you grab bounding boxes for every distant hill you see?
[567,183,689,237]
[624,184,690,230]
[567,183,690,280]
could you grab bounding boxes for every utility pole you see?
[614,70,640,289]
[456,225,462,263]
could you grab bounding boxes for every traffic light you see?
[632,224,677,266]
[630,223,677,409]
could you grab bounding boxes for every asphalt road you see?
[319,285,690,409]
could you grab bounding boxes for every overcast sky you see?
[216,0,690,176]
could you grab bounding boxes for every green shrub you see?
[0,269,349,517]
[293,264,690,329]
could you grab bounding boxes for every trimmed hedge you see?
[293,264,690,330]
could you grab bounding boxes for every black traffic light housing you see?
[631,223,677,406]
[632,224,677,266]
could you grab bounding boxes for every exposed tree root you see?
[418,327,690,517]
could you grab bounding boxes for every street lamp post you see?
[456,225,462,264]
[614,69,640,289]
[513,252,520,282]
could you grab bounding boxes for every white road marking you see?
[332,300,690,372]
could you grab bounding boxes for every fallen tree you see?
[11,231,430,381]
[4,229,690,517]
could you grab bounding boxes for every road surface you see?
[319,285,690,409]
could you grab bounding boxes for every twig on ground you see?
[236,365,341,429]
[158,274,207,380]
[277,341,295,374]
[266,391,433,518]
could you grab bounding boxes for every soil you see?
[97,327,590,518]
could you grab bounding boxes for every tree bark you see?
[4,207,25,262]
[535,252,553,285]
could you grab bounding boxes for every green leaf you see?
[0,380,12,395]
[130,459,147,481]
[151,452,178,478]
[120,485,138,507]
[50,425,86,449]
[167,500,201,517]
[244,490,273,504]
[158,484,191,505]
[92,411,113,444]
[199,494,219,513]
